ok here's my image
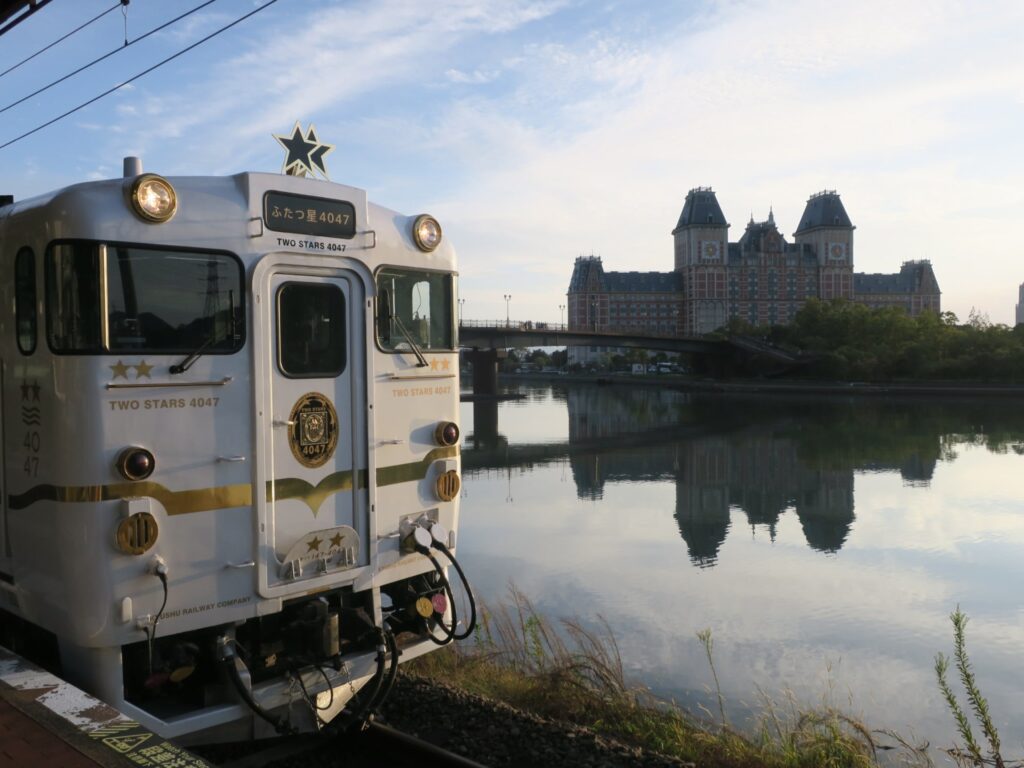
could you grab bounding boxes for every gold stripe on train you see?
[7,445,460,515]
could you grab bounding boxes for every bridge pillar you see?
[471,401,500,447]
[465,348,502,395]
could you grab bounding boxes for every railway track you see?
[209,720,491,768]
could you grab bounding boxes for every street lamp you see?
[458,298,465,324]
[503,294,511,327]
[559,304,565,328]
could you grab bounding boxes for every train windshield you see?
[376,269,454,352]
[46,242,244,354]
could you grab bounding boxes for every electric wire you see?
[0,0,279,152]
[0,0,220,117]
[145,570,169,675]
[0,1,124,80]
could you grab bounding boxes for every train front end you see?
[0,157,470,742]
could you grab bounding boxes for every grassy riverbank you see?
[408,590,932,768]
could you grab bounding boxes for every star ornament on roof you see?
[273,122,334,180]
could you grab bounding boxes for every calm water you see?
[456,381,1024,755]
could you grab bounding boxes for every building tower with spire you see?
[793,190,855,301]
[672,187,729,334]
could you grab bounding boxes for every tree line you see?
[718,299,1024,382]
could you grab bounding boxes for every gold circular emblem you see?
[288,392,339,468]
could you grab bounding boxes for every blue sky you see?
[3,0,1023,324]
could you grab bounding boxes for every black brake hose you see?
[421,549,459,645]
[222,645,295,736]
[371,625,400,711]
[431,540,478,639]
[326,629,388,733]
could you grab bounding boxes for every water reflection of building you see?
[567,388,855,566]
[673,435,854,566]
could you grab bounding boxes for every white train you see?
[0,153,472,742]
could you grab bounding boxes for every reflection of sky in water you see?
[457,384,1024,756]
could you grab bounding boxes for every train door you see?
[255,264,367,598]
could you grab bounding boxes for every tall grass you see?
[409,587,931,768]
[934,607,1021,768]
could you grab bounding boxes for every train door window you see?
[15,247,36,355]
[376,269,454,352]
[277,282,346,377]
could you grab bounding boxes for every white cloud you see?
[19,0,1024,324]
[430,0,1024,324]
[445,68,500,84]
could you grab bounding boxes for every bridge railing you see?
[459,320,691,340]
[459,319,569,332]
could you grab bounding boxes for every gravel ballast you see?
[378,674,695,768]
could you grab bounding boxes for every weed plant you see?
[934,607,1022,768]
[409,587,932,768]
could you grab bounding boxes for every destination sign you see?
[263,191,356,239]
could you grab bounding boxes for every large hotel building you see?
[567,188,940,351]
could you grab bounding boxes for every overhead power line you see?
[1,1,126,80]
[0,0,55,38]
[0,0,281,152]
[0,0,220,117]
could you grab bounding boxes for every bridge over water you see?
[458,320,725,355]
[457,320,810,393]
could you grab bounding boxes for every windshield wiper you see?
[170,334,217,375]
[392,315,429,367]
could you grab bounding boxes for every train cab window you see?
[15,247,37,355]
[46,242,244,354]
[277,283,346,377]
[376,269,454,353]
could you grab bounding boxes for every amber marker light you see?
[415,596,434,618]
[128,174,177,223]
[434,421,460,447]
[117,446,155,481]
[412,214,442,251]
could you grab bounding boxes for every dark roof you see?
[605,271,682,292]
[854,261,940,295]
[568,256,681,293]
[794,191,853,234]
[568,256,604,292]
[673,187,728,232]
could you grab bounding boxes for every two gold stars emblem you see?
[306,533,346,553]
[110,360,154,380]
[428,358,452,372]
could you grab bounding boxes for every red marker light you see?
[431,593,448,615]
[434,421,460,447]
[117,446,155,481]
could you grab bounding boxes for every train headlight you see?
[128,174,177,223]
[117,446,156,481]
[434,421,460,447]
[412,214,442,252]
